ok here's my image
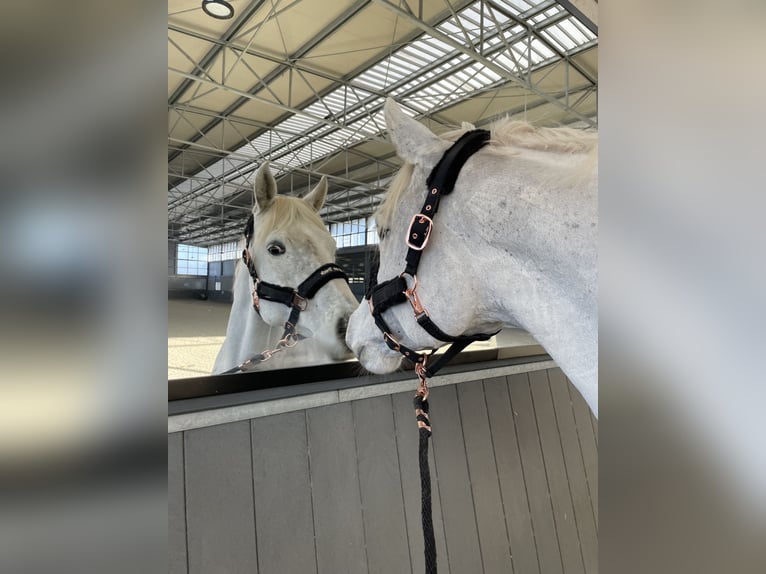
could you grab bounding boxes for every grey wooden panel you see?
[484,376,540,574]
[529,371,585,574]
[569,383,598,528]
[548,369,598,574]
[508,373,563,574]
[184,421,257,574]
[168,433,188,574]
[392,391,450,574]
[352,396,412,574]
[306,403,368,574]
[251,412,317,574]
[429,384,483,574]
[456,380,514,573]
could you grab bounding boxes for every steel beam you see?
[372,0,595,127]
[555,0,597,35]
[168,0,267,105]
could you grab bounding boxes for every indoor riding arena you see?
[168,1,598,573]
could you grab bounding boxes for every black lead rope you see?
[414,393,437,574]
[365,129,495,574]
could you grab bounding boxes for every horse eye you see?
[378,228,389,240]
[267,242,285,256]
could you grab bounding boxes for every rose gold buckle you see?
[383,331,401,352]
[406,214,433,251]
[403,274,428,319]
[292,292,308,311]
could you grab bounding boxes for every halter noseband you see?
[242,214,349,341]
[366,129,498,380]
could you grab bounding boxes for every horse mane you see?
[252,195,327,244]
[376,119,598,229]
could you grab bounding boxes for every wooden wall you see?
[169,367,597,574]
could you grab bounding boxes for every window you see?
[330,217,369,248]
[207,241,239,262]
[176,244,208,276]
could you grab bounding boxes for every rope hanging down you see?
[365,130,493,574]
[414,366,437,574]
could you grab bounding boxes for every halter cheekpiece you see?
[366,129,497,387]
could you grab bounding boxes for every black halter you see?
[366,129,498,379]
[242,214,349,340]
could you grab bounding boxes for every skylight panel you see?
[355,68,388,90]
[567,16,596,41]
[494,50,527,72]
[479,2,510,26]
[406,38,445,61]
[399,44,432,65]
[438,21,463,36]
[279,114,319,133]
[456,9,484,40]
[541,26,574,51]
[477,66,503,83]
[529,37,555,60]
[499,0,539,16]
[422,37,455,55]
[558,18,590,44]
[389,54,421,74]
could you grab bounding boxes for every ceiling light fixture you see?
[202,0,234,20]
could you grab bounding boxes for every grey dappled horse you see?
[347,99,597,415]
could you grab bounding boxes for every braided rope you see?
[414,380,437,574]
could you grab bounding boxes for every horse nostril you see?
[336,316,349,339]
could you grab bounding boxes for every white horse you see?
[213,162,358,374]
[346,99,598,415]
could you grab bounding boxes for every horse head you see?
[346,99,504,375]
[246,161,357,362]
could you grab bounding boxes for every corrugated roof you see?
[168,0,597,245]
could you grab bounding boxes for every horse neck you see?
[462,150,597,305]
[439,152,598,410]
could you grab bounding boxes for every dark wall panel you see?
[352,396,412,574]
[508,373,563,574]
[483,376,540,574]
[168,433,187,574]
[184,422,257,574]
[251,412,317,574]
[429,385,483,573]
[529,370,585,574]
[170,368,598,574]
[548,369,598,573]
[306,403,368,574]
[457,380,515,574]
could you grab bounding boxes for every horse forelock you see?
[376,120,597,229]
[252,195,328,245]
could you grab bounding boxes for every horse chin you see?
[357,344,403,374]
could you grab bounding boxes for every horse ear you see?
[253,161,277,211]
[303,175,328,212]
[384,98,443,163]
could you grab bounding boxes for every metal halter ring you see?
[402,274,428,318]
